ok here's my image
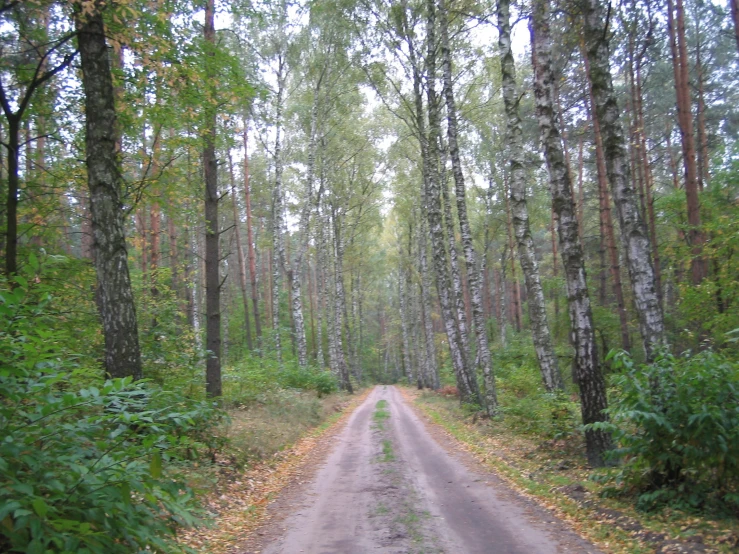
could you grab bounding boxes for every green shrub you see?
[223,356,337,405]
[495,357,580,440]
[0,271,219,553]
[593,349,739,512]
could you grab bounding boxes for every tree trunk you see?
[531,0,612,467]
[634,63,662,306]
[583,56,631,351]
[418,224,439,389]
[203,0,221,396]
[667,0,706,284]
[424,0,478,403]
[440,0,497,410]
[289,78,323,368]
[76,4,142,380]
[581,0,666,361]
[399,268,414,385]
[331,206,353,392]
[695,31,710,188]
[229,152,253,351]
[241,121,262,350]
[440,147,471,364]
[315,247,325,368]
[504,177,522,332]
[498,0,562,392]
[4,118,19,277]
[271,59,287,364]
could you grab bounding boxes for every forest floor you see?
[232,385,601,554]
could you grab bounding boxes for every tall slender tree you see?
[203,0,221,396]
[531,0,612,466]
[497,0,562,392]
[439,0,497,412]
[580,0,666,361]
[75,0,142,381]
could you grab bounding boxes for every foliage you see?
[492,341,580,440]
[222,354,338,405]
[591,349,739,512]
[0,273,224,553]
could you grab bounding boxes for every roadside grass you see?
[408,389,739,554]
[225,389,347,466]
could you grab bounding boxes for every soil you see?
[235,385,603,554]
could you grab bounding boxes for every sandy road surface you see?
[255,386,602,554]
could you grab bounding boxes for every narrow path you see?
[251,386,602,554]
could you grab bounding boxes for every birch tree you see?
[580,0,666,361]
[531,0,612,466]
[497,0,562,392]
[75,1,142,381]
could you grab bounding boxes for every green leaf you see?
[32,498,49,518]
[150,450,162,479]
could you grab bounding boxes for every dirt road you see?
[253,386,602,554]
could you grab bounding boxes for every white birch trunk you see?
[531,0,612,466]
[580,0,666,361]
[440,0,497,413]
[498,0,562,392]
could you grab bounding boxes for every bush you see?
[495,357,580,440]
[595,349,739,512]
[0,271,219,553]
[223,356,338,405]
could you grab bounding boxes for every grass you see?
[381,439,395,462]
[410,388,739,554]
[225,389,348,466]
[373,399,391,430]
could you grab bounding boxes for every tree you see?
[440,0,497,413]
[1,2,75,276]
[497,0,562,392]
[580,0,666,361]
[75,0,142,380]
[531,0,612,466]
[203,0,221,397]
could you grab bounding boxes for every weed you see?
[381,439,395,462]
[373,400,391,430]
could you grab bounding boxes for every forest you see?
[1,0,738,551]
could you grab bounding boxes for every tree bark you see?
[424,0,478,403]
[203,0,221,396]
[229,152,253,351]
[498,0,562,392]
[667,0,706,284]
[634,62,662,305]
[331,205,353,392]
[241,120,262,349]
[440,0,497,410]
[271,56,287,364]
[399,266,414,385]
[581,0,666,361]
[76,3,142,380]
[504,177,523,332]
[531,0,612,467]
[582,56,631,351]
[289,76,323,368]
